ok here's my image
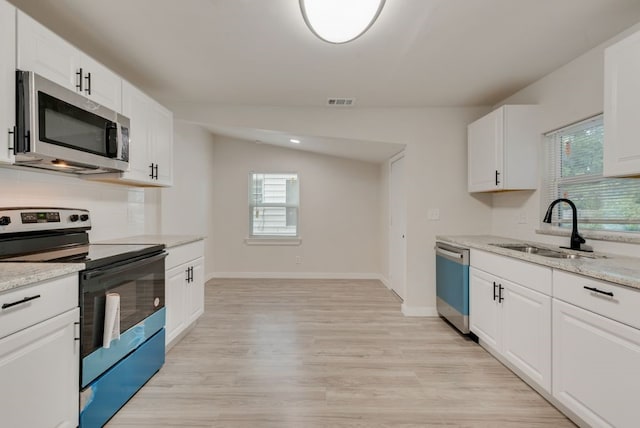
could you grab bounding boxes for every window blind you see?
[249,173,299,237]
[542,115,640,232]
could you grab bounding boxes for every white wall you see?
[492,22,640,257]
[209,136,382,278]
[0,166,158,241]
[160,121,216,275]
[171,105,493,314]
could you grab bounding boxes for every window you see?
[543,114,640,232]
[249,173,299,237]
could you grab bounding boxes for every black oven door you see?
[80,252,166,358]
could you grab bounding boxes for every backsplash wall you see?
[0,166,160,242]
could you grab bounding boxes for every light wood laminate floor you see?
[107,278,574,427]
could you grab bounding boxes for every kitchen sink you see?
[490,243,594,259]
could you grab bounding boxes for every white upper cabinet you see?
[16,11,121,112]
[0,0,16,164]
[604,28,640,177]
[467,105,539,192]
[119,80,173,187]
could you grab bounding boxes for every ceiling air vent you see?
[327,97,355,107]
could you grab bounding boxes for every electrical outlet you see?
[295,256,302,264]
[517,212,528,224]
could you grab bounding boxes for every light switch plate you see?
[427,208,440,221]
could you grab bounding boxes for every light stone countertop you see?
[0,263,85,293]
[436,235,640,291]
[96,235,205,249]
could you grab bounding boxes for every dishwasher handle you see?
[435,243,469,265]
[436,247,465,259]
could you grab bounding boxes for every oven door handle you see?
[82,252,166,280]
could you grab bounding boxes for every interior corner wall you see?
[491,21,640,257]
[160,121,216,276]
[209,136,381,278]
[378,160,390,287]
[171,105,493,313]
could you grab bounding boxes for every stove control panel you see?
[0,208,90,233]
[21,211,61,224]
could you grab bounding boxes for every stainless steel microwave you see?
[15,70,129,174]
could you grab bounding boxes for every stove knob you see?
[80,214,89,221]
[0,216,11,226]
[69,214,79,222]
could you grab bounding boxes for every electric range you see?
[0,207,167,427]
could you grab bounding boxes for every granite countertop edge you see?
[96,234,205,249]
[436,234,640,291]
[0,263,85,293]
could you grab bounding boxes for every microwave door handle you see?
[106,124,118,157]
[82,252,166,281]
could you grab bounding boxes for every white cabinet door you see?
[80,55,122,112]
[604,28,640,177]
[165,263,187,346]
[119,80,173,187]
[469,267,501,350]
[17,11,79,91]
[468,108,502,192]
[121,80,153,182]
[553,299,640,428]
[17,11,121,112]
[501,280,551,391]
[150,102,173,186]
[186,257,205,325]
[467,105,538,192]
[470,265,551,393]
[0,0,15,164]
[0,308,79,428]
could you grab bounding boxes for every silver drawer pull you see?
[2,294,41,309]
[583,286,614,297]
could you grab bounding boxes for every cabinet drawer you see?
[0,274,78,339]
[471,250,552,295]
[166,240,204,269]
[553,270,640,330]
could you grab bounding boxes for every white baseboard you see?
[378,275,391,289]
[208,272,385,281]
[401,303,438,317]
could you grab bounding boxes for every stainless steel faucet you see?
[543,198,592,252]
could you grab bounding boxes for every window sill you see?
[244,237,302,246]
[536,228,640,245]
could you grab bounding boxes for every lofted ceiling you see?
[9,0,640,161]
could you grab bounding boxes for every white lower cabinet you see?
[468,248,640,427]
[552,271,640,428]
[165,240,205,348]
[0,274,79,428]
[470,266,552,392]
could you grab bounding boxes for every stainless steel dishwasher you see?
[435,242,470,334]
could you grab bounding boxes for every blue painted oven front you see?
[78,250,167,427]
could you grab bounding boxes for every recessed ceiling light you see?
[290,139,301,144]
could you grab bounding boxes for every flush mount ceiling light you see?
[300,0,386,44]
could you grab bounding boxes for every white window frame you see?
[542,114,640,234]
[246,172,301,245]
